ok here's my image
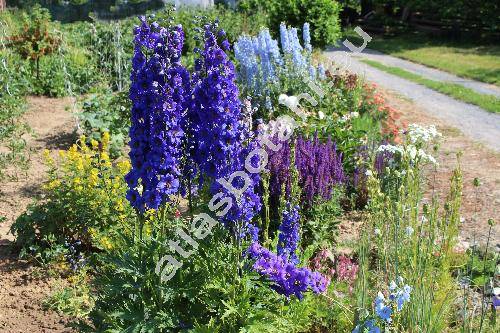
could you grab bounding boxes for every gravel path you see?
[338,46,500,97]
[324,46,500,152]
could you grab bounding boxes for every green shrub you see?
[31,45,100,97]
[0,50,32,179]
[241,0,341,48]
[78,89,131,157]
[6,5,61,80]
[84,219,339,332]
[11,135,135,257]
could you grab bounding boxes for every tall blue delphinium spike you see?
[252,36,260,56]
[258,30,274,84]
[234,35,259,91]
[309,65,316,79]
[303,22,312,53]
[265,95,273,112]
[263,28,282,66]
[277,204,300,265]
[280,22,291,54]
[190,22,261,231]
[317,63,326,80]
[288,27,306,70]
[126,17,190,212]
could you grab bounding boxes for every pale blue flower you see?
[376,303,392,322]
[318,64,326,80]
[258,30,274,83]
[365,320,381,333]
[375,292,392,322]
[309,65,316,79]
[263,28,282,66]
[280,22,291,53]
[303,22,312,52]
[234,35,259,90]
[389,280,397,291]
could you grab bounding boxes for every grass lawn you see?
[361,59,500,114]
[345,32,500,86]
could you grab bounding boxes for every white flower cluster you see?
[378,144,437,165]
[377,123,441,166]
[278,94,299,109]
[405,124,441,144]
[339,111,359,123]
[257,116,296,138]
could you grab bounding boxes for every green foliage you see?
[7,4,61,79]
[302,187,344,247]
[78,89,131,156]
[84,218,339,332]
[0,49,31,180]
[169,5,269,58]
[10,137,134,256]
[370,0,499,31]
[43,273,94,318]
[466,251,497,287]
[255,0,342,48]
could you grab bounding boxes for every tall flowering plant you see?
[123,17,329,303]
[126,17,190,213]
[189,22,261,235]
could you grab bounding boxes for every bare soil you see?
[0,96,77,333]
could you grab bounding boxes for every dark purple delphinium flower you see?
[189,23,261,233]
[64,239,86,272]
[374,143,394,175]
[295,134,345,206]
[246,242,329,299]
[267,137,292,198]
[126,17,191,213]
[277,204,300,265]
[352,142,395,208]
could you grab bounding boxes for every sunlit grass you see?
[360,59,500,114]
[344,31,500,86]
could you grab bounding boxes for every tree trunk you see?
[401,5,412,22]
[360,0,373,17]
[36,58,40,80]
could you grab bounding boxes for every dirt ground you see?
[0,92,499,332]
[0,96,77,333]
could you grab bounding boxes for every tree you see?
[7,5,60,79]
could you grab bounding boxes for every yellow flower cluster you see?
[42,133,133,249]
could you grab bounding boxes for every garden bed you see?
[0,3,498,333]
